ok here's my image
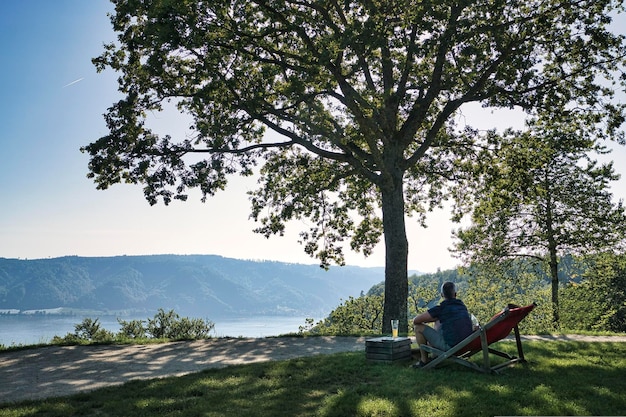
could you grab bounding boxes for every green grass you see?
[1,341,625,416]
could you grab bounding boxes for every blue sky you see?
[1,1,625,273]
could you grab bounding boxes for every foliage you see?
[50,318,116,344]
[144,308,215,340]
[561,253,626,332]
[117,318,147,339]
[453,114,626,324]
[83,0,626,335]
[175,316,215,339]
[158,314,213,340]
[146,308,180,339]
[305,294,384,335]
[51,309,214,345]
[454,120,626,264]
[407,278,440,319]
[461,265,554,333]
[2,343,626,416]
[311,264,556,336]
[72,318,115,342]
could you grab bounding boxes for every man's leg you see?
[414,323,430,363]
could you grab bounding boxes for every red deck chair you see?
[420,303,536,373]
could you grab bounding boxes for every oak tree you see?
[83,0,626,333]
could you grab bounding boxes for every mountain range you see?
[0,255,388,318]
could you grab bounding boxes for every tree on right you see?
[453,113,626,325]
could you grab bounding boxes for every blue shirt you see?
[428,298,473,347]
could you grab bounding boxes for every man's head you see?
[440,282,457,299]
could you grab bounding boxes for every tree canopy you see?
[83,0,626,333]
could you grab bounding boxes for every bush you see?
[144,308,214,339]
[117,318,147,339]
[144,309,215,340]
[51,309,215,345]
[147,308,181,339]
[52,317,115,344]
[171,317,214,340]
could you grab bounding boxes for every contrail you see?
[62,77,84,88]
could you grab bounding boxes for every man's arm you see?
[413,311,435,325]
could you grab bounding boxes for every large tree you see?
[453,114,626,324]
[83,0,626,333]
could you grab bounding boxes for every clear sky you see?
[1,1,625,273]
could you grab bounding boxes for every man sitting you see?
[412,281,473,368]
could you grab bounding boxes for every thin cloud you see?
[62,77,84,88]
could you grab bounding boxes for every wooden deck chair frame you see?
[420,303,536,373]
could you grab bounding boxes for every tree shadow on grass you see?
[313,341,626,417]
[414,341,626,417]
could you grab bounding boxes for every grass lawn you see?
[0,341,624,417]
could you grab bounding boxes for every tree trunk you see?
[549,246,560,325]
[380,178,409,335]
[544,180,560,326]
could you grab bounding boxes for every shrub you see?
[146,309,214,340]
[52,317,115,344]
[171,317,214,340]
[117,318,147,339]
[51,309,215,346]
[147,308,181,339]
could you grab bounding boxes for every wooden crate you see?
[365,337,412,363]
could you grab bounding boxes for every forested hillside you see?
[0,255,386,318]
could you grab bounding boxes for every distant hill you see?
[0,255,387,318]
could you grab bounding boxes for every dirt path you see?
[1,335,625,404]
